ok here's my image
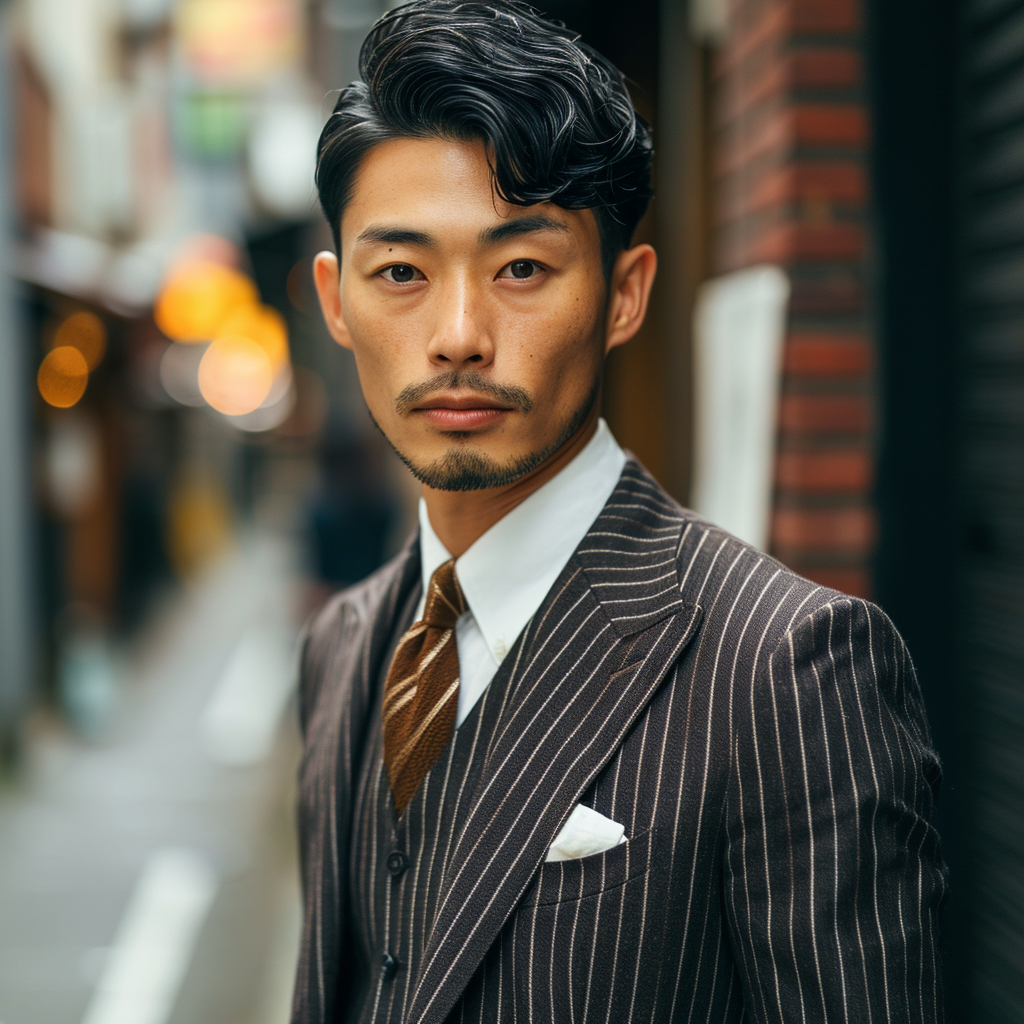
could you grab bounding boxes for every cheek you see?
[515,294,603,398]
[339,298,407,401]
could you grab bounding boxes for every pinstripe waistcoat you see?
[292,459,947,1024]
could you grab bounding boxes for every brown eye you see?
[509,260,536,279]
[383,264,418,283]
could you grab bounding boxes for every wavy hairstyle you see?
[315,0,653,278]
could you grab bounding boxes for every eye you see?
[380,263,423,284]
[498,259,543,280]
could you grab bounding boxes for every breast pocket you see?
[513,828,658,1021]
[523,825,655,907]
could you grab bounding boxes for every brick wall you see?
[712,0,874,596]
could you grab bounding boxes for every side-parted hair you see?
[315,0,654,278]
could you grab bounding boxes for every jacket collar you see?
[405,458,704,1024]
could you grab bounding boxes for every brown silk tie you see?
[383,559,467,815]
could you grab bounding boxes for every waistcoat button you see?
[381,952,400,980]
[386,850,411,877]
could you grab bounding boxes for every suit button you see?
[386,850,410,877]
[381,952,400,980]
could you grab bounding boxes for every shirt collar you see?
[417,418,627,664]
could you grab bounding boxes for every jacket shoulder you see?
[615,465,879,660]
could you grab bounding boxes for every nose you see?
[425,278,494,369]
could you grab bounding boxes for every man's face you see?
[316,136,613,491]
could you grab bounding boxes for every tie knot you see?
[422,559,466,629]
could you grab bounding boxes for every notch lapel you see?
[406,461,704,1024]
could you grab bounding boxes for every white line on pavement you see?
[200,625,296,766]
[80,848,218,1024]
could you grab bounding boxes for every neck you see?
[422,410,600,558]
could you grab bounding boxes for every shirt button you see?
[386,850,410,877]
[381,952,400,981]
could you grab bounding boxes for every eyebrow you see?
[478,215,571,245]
[355,226,435,247]
[354,215,571,250]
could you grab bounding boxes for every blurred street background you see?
[0,0,1018,1021]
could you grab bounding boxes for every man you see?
[297,2,947,1022]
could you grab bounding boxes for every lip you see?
[412,392,514,430]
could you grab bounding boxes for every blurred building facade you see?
[0,0,404,748]
[543,1,1017,1020]
[0,0,1021,1020]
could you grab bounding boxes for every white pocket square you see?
[545,804,627,862]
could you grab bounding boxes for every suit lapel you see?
[406,461,704,1024]
[294,536,421,1024]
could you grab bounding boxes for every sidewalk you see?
[0,531,304,1024]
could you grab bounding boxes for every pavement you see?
[0,531,305,1024]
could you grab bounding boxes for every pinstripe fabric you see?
[291,459,947,1024]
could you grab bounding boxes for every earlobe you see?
[312,250,353,350]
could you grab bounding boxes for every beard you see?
[372,372,600,492]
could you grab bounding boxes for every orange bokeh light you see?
[197,335,273,415]
[216,303,289,369]
[154,260,259,342]
[38,346,89,408]
[53,311,107,370]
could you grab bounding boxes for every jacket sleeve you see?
[724,597,948,1023]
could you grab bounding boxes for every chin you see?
[399,444,547,492]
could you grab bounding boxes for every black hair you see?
[315,0,653,279]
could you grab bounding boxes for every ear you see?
[604,243,657,354]
[312,250,353,350]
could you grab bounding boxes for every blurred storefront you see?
[0,0,406,746]
[0,3,404,1020]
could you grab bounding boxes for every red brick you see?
[718,47,862,122]
[788,565,871,597]
[789,0,861,33]
[776,449,872,491]
[784,333,872,375]
[790,48,862,89]
[772,506,875,552]
[714,109,790,173]
[788,274,865,316]
[750,220,866,262]
[750,163,867,210]
[717,0,861,77]
[714,106,867,178]
[716,5,790,75]
[778,393,872,433]
[791,104,868,147]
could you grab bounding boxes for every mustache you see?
[395,371,534,416]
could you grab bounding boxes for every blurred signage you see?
[175,0,302,87]
[690,265,790,552]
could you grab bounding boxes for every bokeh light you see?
[197,335,273,415]
[159,341,209,407]
[53,311,107,370]
[154,260,258,343]
[176,0,302,88]
[38,346,89,408]
[216,303,289,369]
[228,365,295,432]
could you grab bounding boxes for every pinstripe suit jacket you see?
[292,458,946,1024]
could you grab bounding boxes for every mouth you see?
[412,393,516,431]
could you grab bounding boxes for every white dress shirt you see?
[416,418,627,727]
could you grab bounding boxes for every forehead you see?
[340,136,600,251]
